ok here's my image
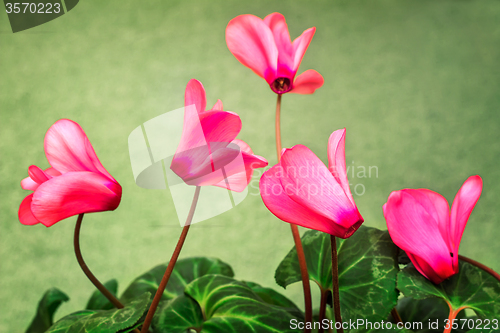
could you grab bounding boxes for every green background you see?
[1,0,499,331]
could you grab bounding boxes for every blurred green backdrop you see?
[1,0,499,331]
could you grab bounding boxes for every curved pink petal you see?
[44,119,115,181]
[279,145,363,237]
[211,99,223,111]
[19,194,40,225]
[31,172,122,227]
[213,139,268,192]
[384,189,455,283]
[407,252,451,284]
[185,79,207,114]
[406,189,451,256]
[289,70,324,94]
[200,111,242,146]
[450,175,482,268]
[173,109,241,166]
[21,167,61,191]
[21,176,39,191]
[28,165,50,184]
[264,13,294,79]
[226,14,278,83]
[292,27,316,73]
[327,129,356,208]
[260,163,351,236]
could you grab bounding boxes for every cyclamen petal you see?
[259,130,363,239]
[44,119,115,181]
[31,172,122,227]
[171,79,268,190]
[19,119,122,227]
[383,176,482,284]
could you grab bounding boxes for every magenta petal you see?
[279,145,362,236]
[185,79,207,114]
[21,176,39,191]
[31,172,122,227]
[449,175,482,268]
[384,189,455,282]
[200,111,242,146]
[407,252,450,284]
[264,13,294,78]
[211,99,223,111]
[260,163,347,235]
[213,139,268,192]
[289,70,324,94]
[328,129,357,208]
[226,14,278,82]
[28,165,50,184]
[19,194,40,225]
[292,27,316,73]
[44,119,115,180]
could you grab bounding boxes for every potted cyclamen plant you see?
[21,12,499,333]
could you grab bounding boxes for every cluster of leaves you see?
[26,227,499,333]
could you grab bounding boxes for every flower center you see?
[271,77,291,94]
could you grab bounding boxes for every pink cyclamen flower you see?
[170,79,268,192]
[19,119,122,227]
[260,129,363,238]
[383,176,483,284]
[226,12,324,95]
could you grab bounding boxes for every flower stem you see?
[443,304,465,333]
[74,214,125,309]
[74,214,141,333]
[330,235,344,333]
[318,289,329,333]
[276,94,313,331]
[391,308,403,323]
[140,186,201,333]
[458,255,500,282]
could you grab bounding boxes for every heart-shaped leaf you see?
[397,261,500,319]
[394,297,466,333]
[154,275,299,332]
[152,295,204,333]
[86,279,119,311]
[243,281,303,319]
[121,257,234,303]
[25,288,69,333]
[275,226,399,325]
[46,292,150,333]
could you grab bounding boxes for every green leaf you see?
[121,257,234,303]
[275,226,399,325]
[152,295,204,333]
[155,275,297,333]
[86,279,119,311]
[46,292,150,333]
[394,297,466,333]
[243,281,303,319]
[397,261,500,319]
[25,288,70,333]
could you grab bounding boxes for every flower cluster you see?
[18,14,487,331]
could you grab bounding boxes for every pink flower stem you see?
[330,235,344,333]
[140,186,201,333]
[276,94,313,332]
[443,303,466,333]
[74,214,141,333]
[458,255,500,282]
